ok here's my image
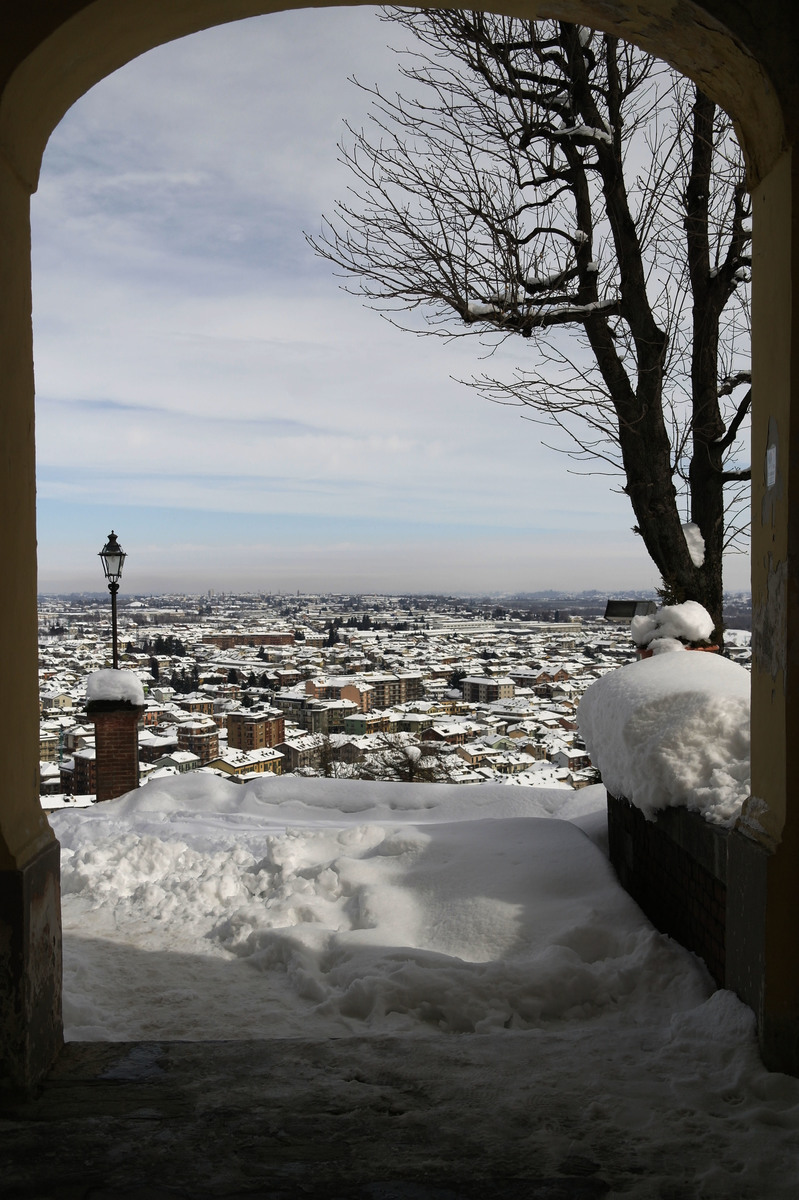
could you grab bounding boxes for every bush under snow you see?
[577,651,750,825]
[630,599,715,648]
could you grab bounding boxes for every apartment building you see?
[149,751,201,775]
[201,632,294,649]
[227,710,285,751]
[305,677,374,713]
[274,736,322,773]
[461,676,516,705]
[342,712,392,737]
[176,719,219,765]
[71,747,96,796]
[272,694,357,735]
[176,694,215,716]
[39,730,59,763]
[362,673,423,709]
[138,731,179,763]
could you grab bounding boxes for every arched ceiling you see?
[0,0,788,193]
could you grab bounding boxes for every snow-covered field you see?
[50,774,799,1196]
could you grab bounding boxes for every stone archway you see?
[0,0,797,1087]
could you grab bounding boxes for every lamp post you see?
[98,530,126,669]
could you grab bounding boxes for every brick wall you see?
[607,794,727,985]
[88,702,143,803]
[606,794,773,1034]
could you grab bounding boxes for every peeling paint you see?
[735,795,779,851]
[761,416,784,527]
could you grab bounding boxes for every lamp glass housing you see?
[99,531,126,584]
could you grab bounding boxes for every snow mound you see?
[47,772,799,1194]
[577,652,749,825]
[648,637,686,655]
[630,600,715,648]
[53,794,704,1040]
[101,771,605,826]
[87,669,145,706]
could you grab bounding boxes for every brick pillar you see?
[87,701,143,803]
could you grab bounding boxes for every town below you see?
[37,590,752,805]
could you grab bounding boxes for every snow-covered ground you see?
[53,775,608,1040]
[50,775,799,1197]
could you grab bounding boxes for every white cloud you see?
[30,7,750,595]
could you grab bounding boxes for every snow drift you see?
[54,777,665,1040]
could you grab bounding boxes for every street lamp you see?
[99,530,126,669]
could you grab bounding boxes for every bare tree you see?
[360,732,456,783]
[308,10,751,635]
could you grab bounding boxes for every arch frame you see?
[0,0,797,1085]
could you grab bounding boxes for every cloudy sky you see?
[31,6,750,597]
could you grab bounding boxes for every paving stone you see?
[1,1040,616,1200]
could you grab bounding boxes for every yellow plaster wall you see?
[745,151,794,849]
[755,149,799,1053]
[0,154,52,870]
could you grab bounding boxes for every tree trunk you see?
[684,91,728,638]
[309,13,750,635]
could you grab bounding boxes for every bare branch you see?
[718,386,752,451]
[308,9,751,630]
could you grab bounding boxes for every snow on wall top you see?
[86,669,146,706]
[577,652,750,826]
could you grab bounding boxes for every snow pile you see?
[108,772,599,824]
[52,774,678,1042]
[578,652,750,824]
[647,636,687,656]
[630,599,715,648]
[86,669,145,706]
